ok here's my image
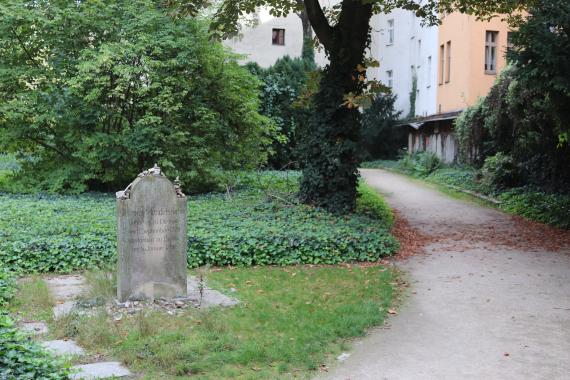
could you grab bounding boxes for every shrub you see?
[246,56,316,169]
[360,94,405,160]
[395,152,441,177]
[0,0,275,194]
[481,153,518,193]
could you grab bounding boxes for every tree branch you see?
[10,28,41,70]
[303,0,334,50]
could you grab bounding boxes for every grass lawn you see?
[13,265,397,379]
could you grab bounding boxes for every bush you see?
[246,56,316,169]
[0,0,274,194]
[395,152,441,177]
[481,153,518,193]
[360,94,405,160]
[454,66,570,193]
[0,172,397,273]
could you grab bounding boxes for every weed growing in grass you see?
[10,276,54,321]
[82,269,116,302]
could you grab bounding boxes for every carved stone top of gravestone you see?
[116,164,187,302]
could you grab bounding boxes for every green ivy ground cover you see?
[0,181,397,273]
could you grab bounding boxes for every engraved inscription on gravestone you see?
[116,165,187,302]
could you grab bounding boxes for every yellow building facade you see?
[437,13,512,113]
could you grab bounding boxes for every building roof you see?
[396,110,464,129]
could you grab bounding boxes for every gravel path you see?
[319,169,570,380]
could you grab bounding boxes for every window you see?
[446,41,451,83]
[386,70,393,88]
[272,28,285,45]
[439,44,444,85]
[427,56,432,88]
[485,31,498,73]
[387,19,394,45]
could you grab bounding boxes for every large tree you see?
[191,0,532,212]
[0,0,274,193]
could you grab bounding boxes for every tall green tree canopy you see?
[0,0,274,193]
[204,0,533,212]
[508,0,570,146]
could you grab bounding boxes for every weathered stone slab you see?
[53,301,76,319]
[19,321,49,336]
[41,340,84,356]
[186,277,239,308]
[70,362,131,379]
[116,165,187,302]
[46,275,86,300]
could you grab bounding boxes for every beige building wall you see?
[437,13,511,113]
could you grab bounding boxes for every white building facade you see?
[369,11,439,118]
[223,8,331,68]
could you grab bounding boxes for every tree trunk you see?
[296,2,315,63]
[299,0,372,212]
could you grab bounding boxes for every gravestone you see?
[116,165,187,302]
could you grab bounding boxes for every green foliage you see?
[0,194,116,273]
[0,265,16,307]
[0,0,274,194]
[426,167,484,194]
[360,94,404,160]
[499,189,570,230]
[397,152,442,177]
[481,153,518,193]
[356,183,394,228]
[408,73,418,119]
[0,313,71,380]
[0,172,397,273]
[246,56,316,169]
[508,0,570,145]
[454,66,570,193]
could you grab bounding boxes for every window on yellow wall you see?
[485,31,498,74]
[446,41,451,83]
[439,44,444,85]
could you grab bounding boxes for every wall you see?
[370,11,439,118]
[223,3,337,68]
[437,13,511,113]
[408,121,457,163]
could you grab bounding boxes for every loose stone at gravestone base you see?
[116,165,188,302]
